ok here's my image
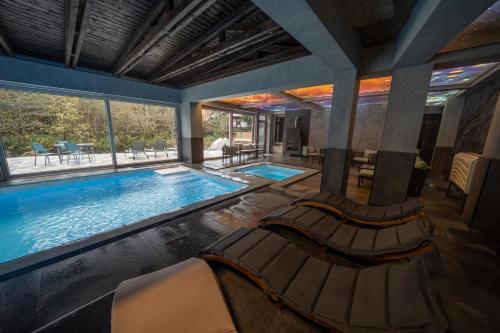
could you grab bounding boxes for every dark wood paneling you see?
[0,0,307,86]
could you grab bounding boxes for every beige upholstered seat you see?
[112,258,237,333]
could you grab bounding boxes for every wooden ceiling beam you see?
[152,1,257,77]
[179,46,308,87]
[113,0,216,76]
[64,0,79,66]
[64,0,93,68]
[150,20,282,83]
[0,28,14,56]
[71,0,93,68]
[119,0,172,64]
[171,32,288,84]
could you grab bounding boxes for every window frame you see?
[0,81,181,180]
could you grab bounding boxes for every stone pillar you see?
[180,101,204,164]
[430,95,466,178]
[464,94,500,236]
[369,63,433,205]
[321,70,359,194]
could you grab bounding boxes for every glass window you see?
[232,113,254,145]
[202,109,230,159]
[109,100,177,165]
[0,88,111,175]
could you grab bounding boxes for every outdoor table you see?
[53,143,96,163]
[77,143,96,162]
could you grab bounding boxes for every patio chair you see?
[260,206,432,261]
[31,142,59,166]
[64,142,82,165]
[201,228,448,333]
[125,142,149,160]
[146,141,168,158]
[294,192,426,226]
[53,141,69,164]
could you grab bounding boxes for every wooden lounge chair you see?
[201,228,448,333]
[294,192,425,226]
[112,258,237,333]
[260,206,432,261]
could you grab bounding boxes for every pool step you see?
[154,166,192,175]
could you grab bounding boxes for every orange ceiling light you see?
[222,93,285,106]
[359,76,392,95]
[284,84,334,100]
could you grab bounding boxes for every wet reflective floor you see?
[1,157,499,333]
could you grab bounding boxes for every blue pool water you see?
[0,169,245,264]
[237,164,304,181]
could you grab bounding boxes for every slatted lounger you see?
[260,206,432,261]
[202,228,448,333]
[294,192,425,226]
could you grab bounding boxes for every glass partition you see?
[0,88,112,175]
[232,113,254,145]
[202,108,230,159]
[109,100,178,165]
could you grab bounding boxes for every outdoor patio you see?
[6,152,177,175]
[6,150,228,175]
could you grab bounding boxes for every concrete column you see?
[369,63,433,205]
[321,70,359,194]
[464,95,500,236]
[180,101,203,164]
[430,95,466,178]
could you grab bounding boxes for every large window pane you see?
[232,113,254,145]
[202,109,229,159]
[109,100,177,165]
[0,88,111,175]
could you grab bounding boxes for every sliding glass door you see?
[0,86,180,178]
[0,88,112,175]
[109,100,178,165]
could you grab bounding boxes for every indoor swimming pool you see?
[0,169,245,263]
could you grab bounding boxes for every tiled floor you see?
[7,150,223,175]
[1,157,499,332]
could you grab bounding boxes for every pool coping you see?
[225,161,320,187]
[0,167,270,282]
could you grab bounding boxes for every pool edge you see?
[0,180,269,282]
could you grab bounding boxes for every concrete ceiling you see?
[340,0,418,48]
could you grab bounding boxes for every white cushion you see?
[112,258,237,333]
